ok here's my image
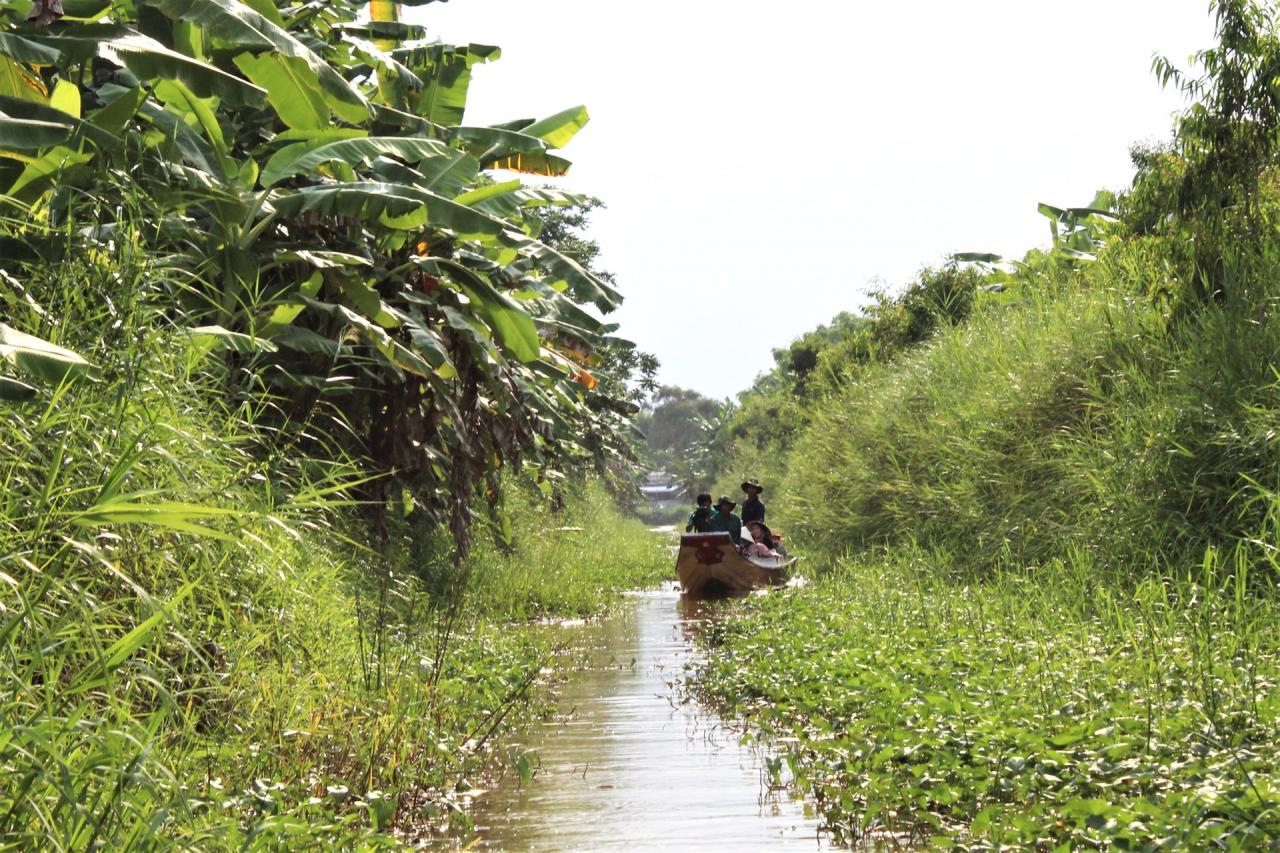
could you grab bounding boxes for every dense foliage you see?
[0,0,649,558]
[0,0,671,847]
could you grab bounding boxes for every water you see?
[458,584,829,851]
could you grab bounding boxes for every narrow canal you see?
[461,584,829,850]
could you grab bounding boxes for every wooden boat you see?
[675,532,796,596]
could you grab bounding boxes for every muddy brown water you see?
[457,584,830,851]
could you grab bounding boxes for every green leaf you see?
[100,29,266,108]
[527,239,620,312]
[393,42,499,125]
[234,52,328,130]
[73,500,240,539]
[272,181,514,242]
[453,178,522,208]
[0,375,37,401]
[521,105,589,149]
[153,78,226,153]
[413,257,540,362]
[184,324,279,354]
[6,145,95,202]
[138,98,225,178]
[0,93,122,150]
[48,79,81,118]
[260,135,453,186]
[0,322,100,384]
[88,85,147,137]
[0,115,71,149]
[0,55,46,104]
[143,0,369,122]
[0,33,62,66]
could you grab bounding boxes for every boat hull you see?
[676,533,794,596]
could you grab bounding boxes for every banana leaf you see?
[143,0,368,122]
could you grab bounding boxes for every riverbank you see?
[0,353,668,848]
[697,549,1280,847]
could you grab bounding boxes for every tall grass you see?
[0,207,667,847]
[772,239,1280,580]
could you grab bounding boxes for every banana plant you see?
[0,0,647,555]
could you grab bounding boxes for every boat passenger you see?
[685,492,714,533]
[707,495,743,544]
[740,478,766,524]
[745,520,782,558]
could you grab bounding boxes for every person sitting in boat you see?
[706,495,743,544]
[685,492,714,533]
[740,478,766,525]
[744,520,783,558]
[745,520,788,558]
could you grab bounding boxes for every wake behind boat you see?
[676,532,795,596]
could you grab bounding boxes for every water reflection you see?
[457,584,829,851]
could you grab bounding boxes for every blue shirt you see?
[707,510,742,544]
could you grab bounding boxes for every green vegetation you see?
[703,550,1280,847]
[0,0,665,847]
[695,1,1280,845]
[0,300,665,846]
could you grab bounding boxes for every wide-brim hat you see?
[715,495,736,509]
[741,478,764,494]
[746,518,772,535]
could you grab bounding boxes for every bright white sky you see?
[408,0,1215,399]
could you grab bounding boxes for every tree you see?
[0,0,648,562]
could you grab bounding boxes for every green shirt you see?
[707,510,742,544]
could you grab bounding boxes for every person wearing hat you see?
[707,495,743,545]
[744,520,782,558]
[740,478,766,525]
[747,517,783,558]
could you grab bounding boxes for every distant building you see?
[640,470,685,505]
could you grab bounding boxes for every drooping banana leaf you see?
[0,322,100,383]
[0,94,123,150]
[411,256,540,362]
[484,149,573,177]
[260,135,453,186]
[0,375,38,401]
[233,52,328,130]
[519,237,620,312]
[0,114,71,148]
[520,105,589,149]
[33,27,264,107]
[137,98,227,179]
[143,0,369,122]
[0,32,62,65]
[271,181,517,242]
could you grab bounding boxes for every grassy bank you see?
[692,11,1280,840]
[1,327,666,848]
[701,549,1280,847]
[696,264,1280,844]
